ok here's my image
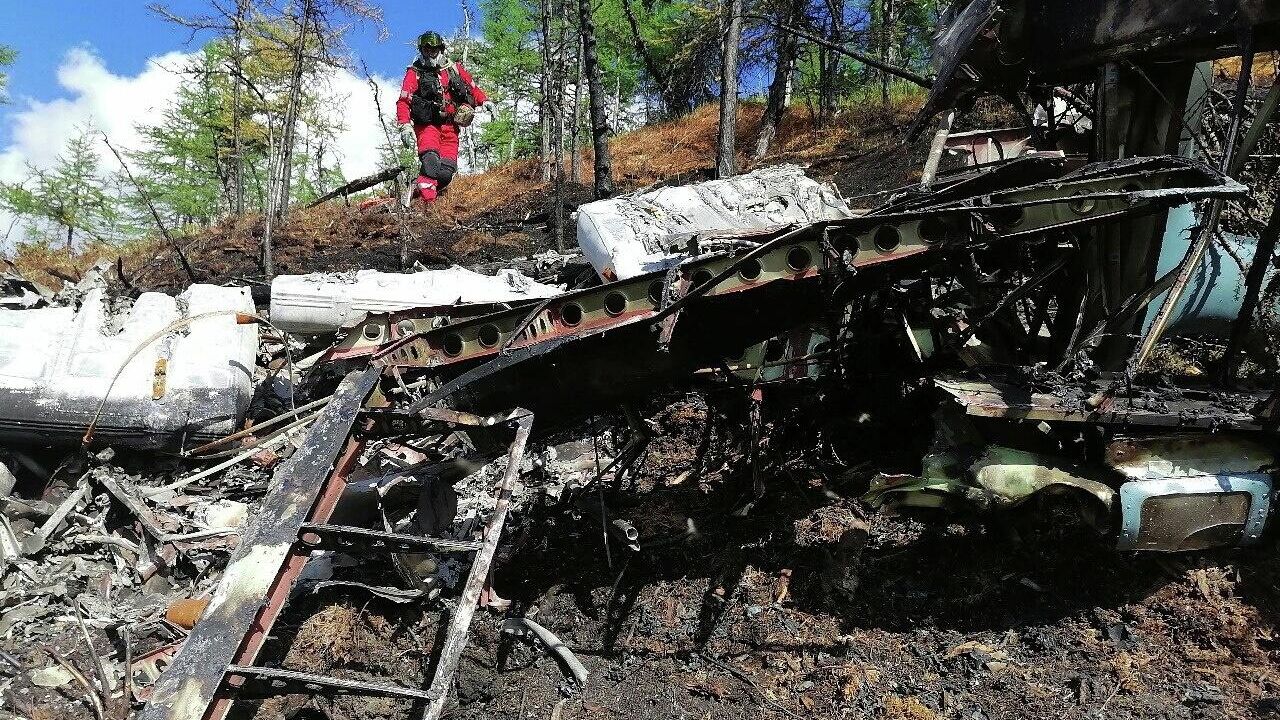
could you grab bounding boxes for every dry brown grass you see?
[428,154,546,225]
[9,238,148,290]
[286,602,363,673]
[1214,52,1280,84]
[592,94,925,187]
[437,93,924,219]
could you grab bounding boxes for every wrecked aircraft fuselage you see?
[131,3,1280,718]
[324,151,1268,558]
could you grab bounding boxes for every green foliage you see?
[0,125,128,252]
[628,0,718,113]
[122,22,348,229]
[786,0,939,116]
[0,44,15,104]
[469,0,694,163]
[128,44,232,227]
[471,0,550,163]
[475,0,542,104]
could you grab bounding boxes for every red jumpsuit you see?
[396,61,488,202]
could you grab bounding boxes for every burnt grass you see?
[239,393,1280,720]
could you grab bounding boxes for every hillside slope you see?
[10,98,929,291]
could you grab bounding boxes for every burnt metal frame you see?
[139,154,1248,720]
[297,523,482,554]
[367,156,1242,419]
[138,371,537,720]
[369,160,1227,389]
[138,368,381,720]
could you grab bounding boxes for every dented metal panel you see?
[1106,434,1278,480]
[270,267,562,334]
[936,376,1274,432]
[576,164,855,280]
[1118,475,1272,551]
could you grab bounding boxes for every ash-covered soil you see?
[238,396,1280,720]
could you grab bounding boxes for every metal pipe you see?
[500,617,590,687]
[143,417,317,497]
[184,394,333,457]
[1132,37,1255,370]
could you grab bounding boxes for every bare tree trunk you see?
[819,0,843,122]
[539,0,554,181]
[262,127,278,278]
[551,0,569,251]
[460,2,479,172]
[716,0,743,178]
[579,0,613,197]
[314,138,327,195]
[261,0,312,279]
[509,91,520,162]
[570,33,584,183]
[753,0,803,160]
[879,0,897,105]
[231,0,247,215]
[613,73,621,129]
[274,0,312,222]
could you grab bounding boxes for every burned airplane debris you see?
[5,145,1255,719]
[0,281,258,449]
[120,148,1268,717]
[3,2,1278,719]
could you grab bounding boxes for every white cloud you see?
[0,46,406,253]
[0,47,195,252]
[318,67,400,180]
[0,47,192,182]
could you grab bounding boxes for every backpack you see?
[409,62,475,126]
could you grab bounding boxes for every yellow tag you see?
[152,357,168,400]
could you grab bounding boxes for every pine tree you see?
[0,125,125,254]
[129,44,237,228]
[475,0,544,163]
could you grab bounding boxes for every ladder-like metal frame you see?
[138,367,534,720]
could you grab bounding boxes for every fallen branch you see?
[73,600,113,702]
[101,132,198,284]
[305,165,404,208]
[41,649,106,720]
[744,14,932,89]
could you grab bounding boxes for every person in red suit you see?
[396,31,494,204]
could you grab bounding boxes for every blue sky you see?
[0,2,472,147]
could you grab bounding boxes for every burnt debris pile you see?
[3,3,1280,718]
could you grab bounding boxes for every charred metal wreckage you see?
[138,151,1267,717]
[2,1,1276,718]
